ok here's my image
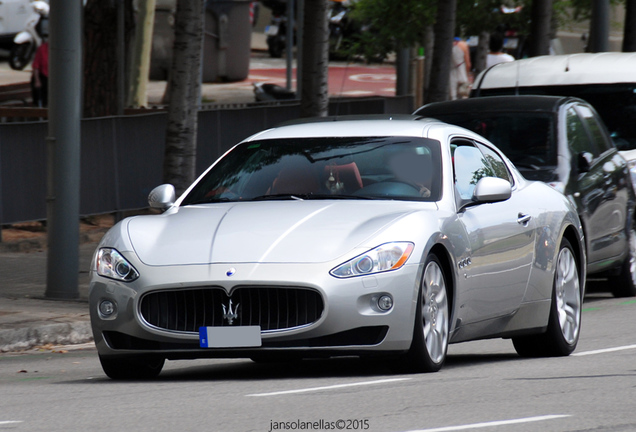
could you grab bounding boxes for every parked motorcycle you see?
[262,0,292,58]
[9,0,49,71]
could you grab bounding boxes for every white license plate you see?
[199,326,262,348]
[265,25,279,36]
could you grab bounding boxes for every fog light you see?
[377,295,393,311]
[99,300,116,317]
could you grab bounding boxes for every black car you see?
[415,95,636,297]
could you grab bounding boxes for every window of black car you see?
[567,107,600,158]
[575,104,614,154]
[477,84,635,151]
[452,139,511,203]
[181,136,443,204]
[424,111,556,171]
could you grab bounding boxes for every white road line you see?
[573,344,636,356]
[404,415,571,432]
[246,377,410,397]
[0,421,22,425]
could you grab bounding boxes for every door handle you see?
[517,213,532,225]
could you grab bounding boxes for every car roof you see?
[245,116,447,141]
[414,95,575,116]
[473,52,636,91]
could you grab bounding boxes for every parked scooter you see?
[9,0,49,71]
[262,0,292,58]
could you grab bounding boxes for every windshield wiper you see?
[250,193,375,201]
[251,194,307,201]
[186,197,234,205]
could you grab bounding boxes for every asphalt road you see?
[1,288,635,432]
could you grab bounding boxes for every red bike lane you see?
[248,65,396,97]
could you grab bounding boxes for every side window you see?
[567,107,599,158]
[576,104,614,154]
[475,142,511,183]
[453,140,510,201]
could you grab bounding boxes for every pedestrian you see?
[449,37,471,100]
[31,38,49,107]
[486,33,514,69]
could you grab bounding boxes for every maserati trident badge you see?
[222,300,239,325]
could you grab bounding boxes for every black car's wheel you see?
[400,254,449,373]
[9,42,34,71]
[609,224,636,298]
[513,238,582,357]
[99,354,165,380]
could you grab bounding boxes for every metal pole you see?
[296,0,303,98]
[395,47,410,96]
[589,0,609,52]
[285,0,294,91]
[45,0,82,299]
[117,0,125,115]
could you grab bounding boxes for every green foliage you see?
[350,0,436,51]
[351,0,621,55]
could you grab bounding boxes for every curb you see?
[0,321,93,353]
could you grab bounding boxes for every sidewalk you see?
[0,216,115,353]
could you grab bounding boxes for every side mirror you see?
[148,184,176,210]
[472,177,512,203]
[577,151,593,173]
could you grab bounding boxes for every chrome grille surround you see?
[139,286,325,334]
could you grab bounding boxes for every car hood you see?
[127,201,424,266]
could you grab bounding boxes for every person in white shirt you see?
[486,33,515,68]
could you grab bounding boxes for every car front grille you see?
[139,286,324,333]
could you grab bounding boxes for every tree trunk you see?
[425,0,456,104]
[163,0,204,195]
[300,0,329,118]
[128,0,156,107]
[528,0,553,57]
[624,0,636,51]
[473,31,489,77]
[83,0,134,117]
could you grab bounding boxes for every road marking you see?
[348,73,396,83]
[0,421,22,425]
[404,415,571,432]
[573,344,636,356]
[246,377,410,397]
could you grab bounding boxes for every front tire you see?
[513,238,582,357]
[99,354,165,380]
[400,254,450,373]
[609,224,636,298]
[9,42,34,70]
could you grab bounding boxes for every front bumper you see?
[89,260,422,360]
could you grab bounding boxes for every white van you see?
[0,0,32,50]
[471,53,636,166]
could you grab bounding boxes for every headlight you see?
[330,242,414,278]
[96,248,139,282]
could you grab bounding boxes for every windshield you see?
[427,112,556,173]
[181,136,442,205]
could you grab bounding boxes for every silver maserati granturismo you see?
[89,117,586,379]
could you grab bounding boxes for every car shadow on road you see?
[80,352,524,383]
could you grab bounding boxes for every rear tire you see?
[399,254,449,373]
[99,354,165,380]
[513,238,582,357]
[609,224,636,298]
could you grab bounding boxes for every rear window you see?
[425,112,557,169]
